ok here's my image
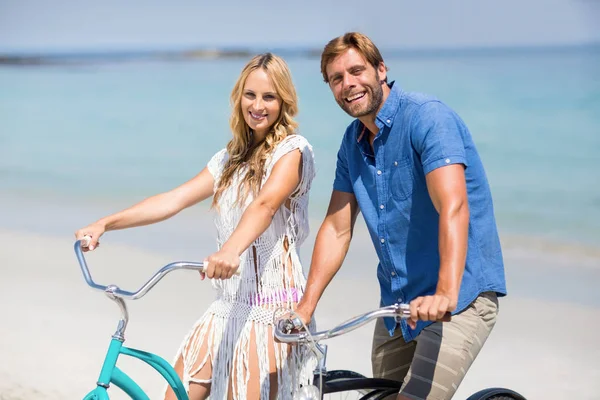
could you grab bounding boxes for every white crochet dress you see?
[169,134,317,399]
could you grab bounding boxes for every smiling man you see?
[294,32,507,400]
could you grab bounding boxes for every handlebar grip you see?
[201,260,242,277]
[81,235,92,247]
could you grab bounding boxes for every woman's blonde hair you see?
[212,53,299,208]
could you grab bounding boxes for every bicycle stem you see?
[314,343,327,376]
[105,285,129,341]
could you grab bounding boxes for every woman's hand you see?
[204,249,240,280]
[74,222,106,251]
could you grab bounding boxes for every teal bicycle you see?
[75,238,205,400]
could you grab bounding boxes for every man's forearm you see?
[297,223,352,314]
[436,200,469,304]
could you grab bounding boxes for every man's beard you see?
[338,78,384,118]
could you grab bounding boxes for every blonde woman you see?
[75,53,317,400]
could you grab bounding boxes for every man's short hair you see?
[320,32,388,83]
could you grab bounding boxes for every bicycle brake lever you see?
[278,318,295,334]
[395,303,411,322]
[278,316,305,334]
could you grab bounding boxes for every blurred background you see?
[1,0,599,249]
[1,1,599,399]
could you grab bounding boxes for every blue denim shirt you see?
[333,82,507,341]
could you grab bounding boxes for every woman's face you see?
[241,69,282,140]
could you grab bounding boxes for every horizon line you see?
[1,40,599,57]
[1,42,598,66]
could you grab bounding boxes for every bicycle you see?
[275,305,529,400]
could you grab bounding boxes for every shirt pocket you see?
[390,157,415,201]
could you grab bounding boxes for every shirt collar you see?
[376,80,401,128]
[355,81,402,144]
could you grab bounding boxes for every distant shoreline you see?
[0,49,262,66]
[1,42,598,66]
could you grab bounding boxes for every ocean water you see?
[1,47,599,254]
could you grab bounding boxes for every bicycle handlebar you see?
[74,239,205,300]
[274,304,411,344]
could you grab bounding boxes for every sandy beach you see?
[1,226,599,400]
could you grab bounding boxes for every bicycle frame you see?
[83,337,188,400]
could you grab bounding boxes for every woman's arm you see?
[204,149,304,279]
[75,167,215,250]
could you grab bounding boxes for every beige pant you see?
[371,292,499,400]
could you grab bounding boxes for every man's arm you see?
[428,164,469,302]
[295,190,361,323]
[408,163,469,329]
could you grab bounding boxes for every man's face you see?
[325,48,387,118]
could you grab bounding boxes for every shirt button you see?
[380,204,384,209]
[445,158,451,163]
[394,161,398,166]
[377,170,382,175]
[380,238,385,243]
[386,119,391,124]
[391,271,396,276]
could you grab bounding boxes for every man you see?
[294,32,507,400]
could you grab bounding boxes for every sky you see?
[0,0,599,52]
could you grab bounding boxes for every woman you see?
[75,53,317,400]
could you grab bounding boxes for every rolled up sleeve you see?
[411,101,468,175]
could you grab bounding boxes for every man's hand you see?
[274,308,311,343]
[291,305,313,327]
[407,293,457,330]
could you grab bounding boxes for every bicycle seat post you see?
[105,285,129,342]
